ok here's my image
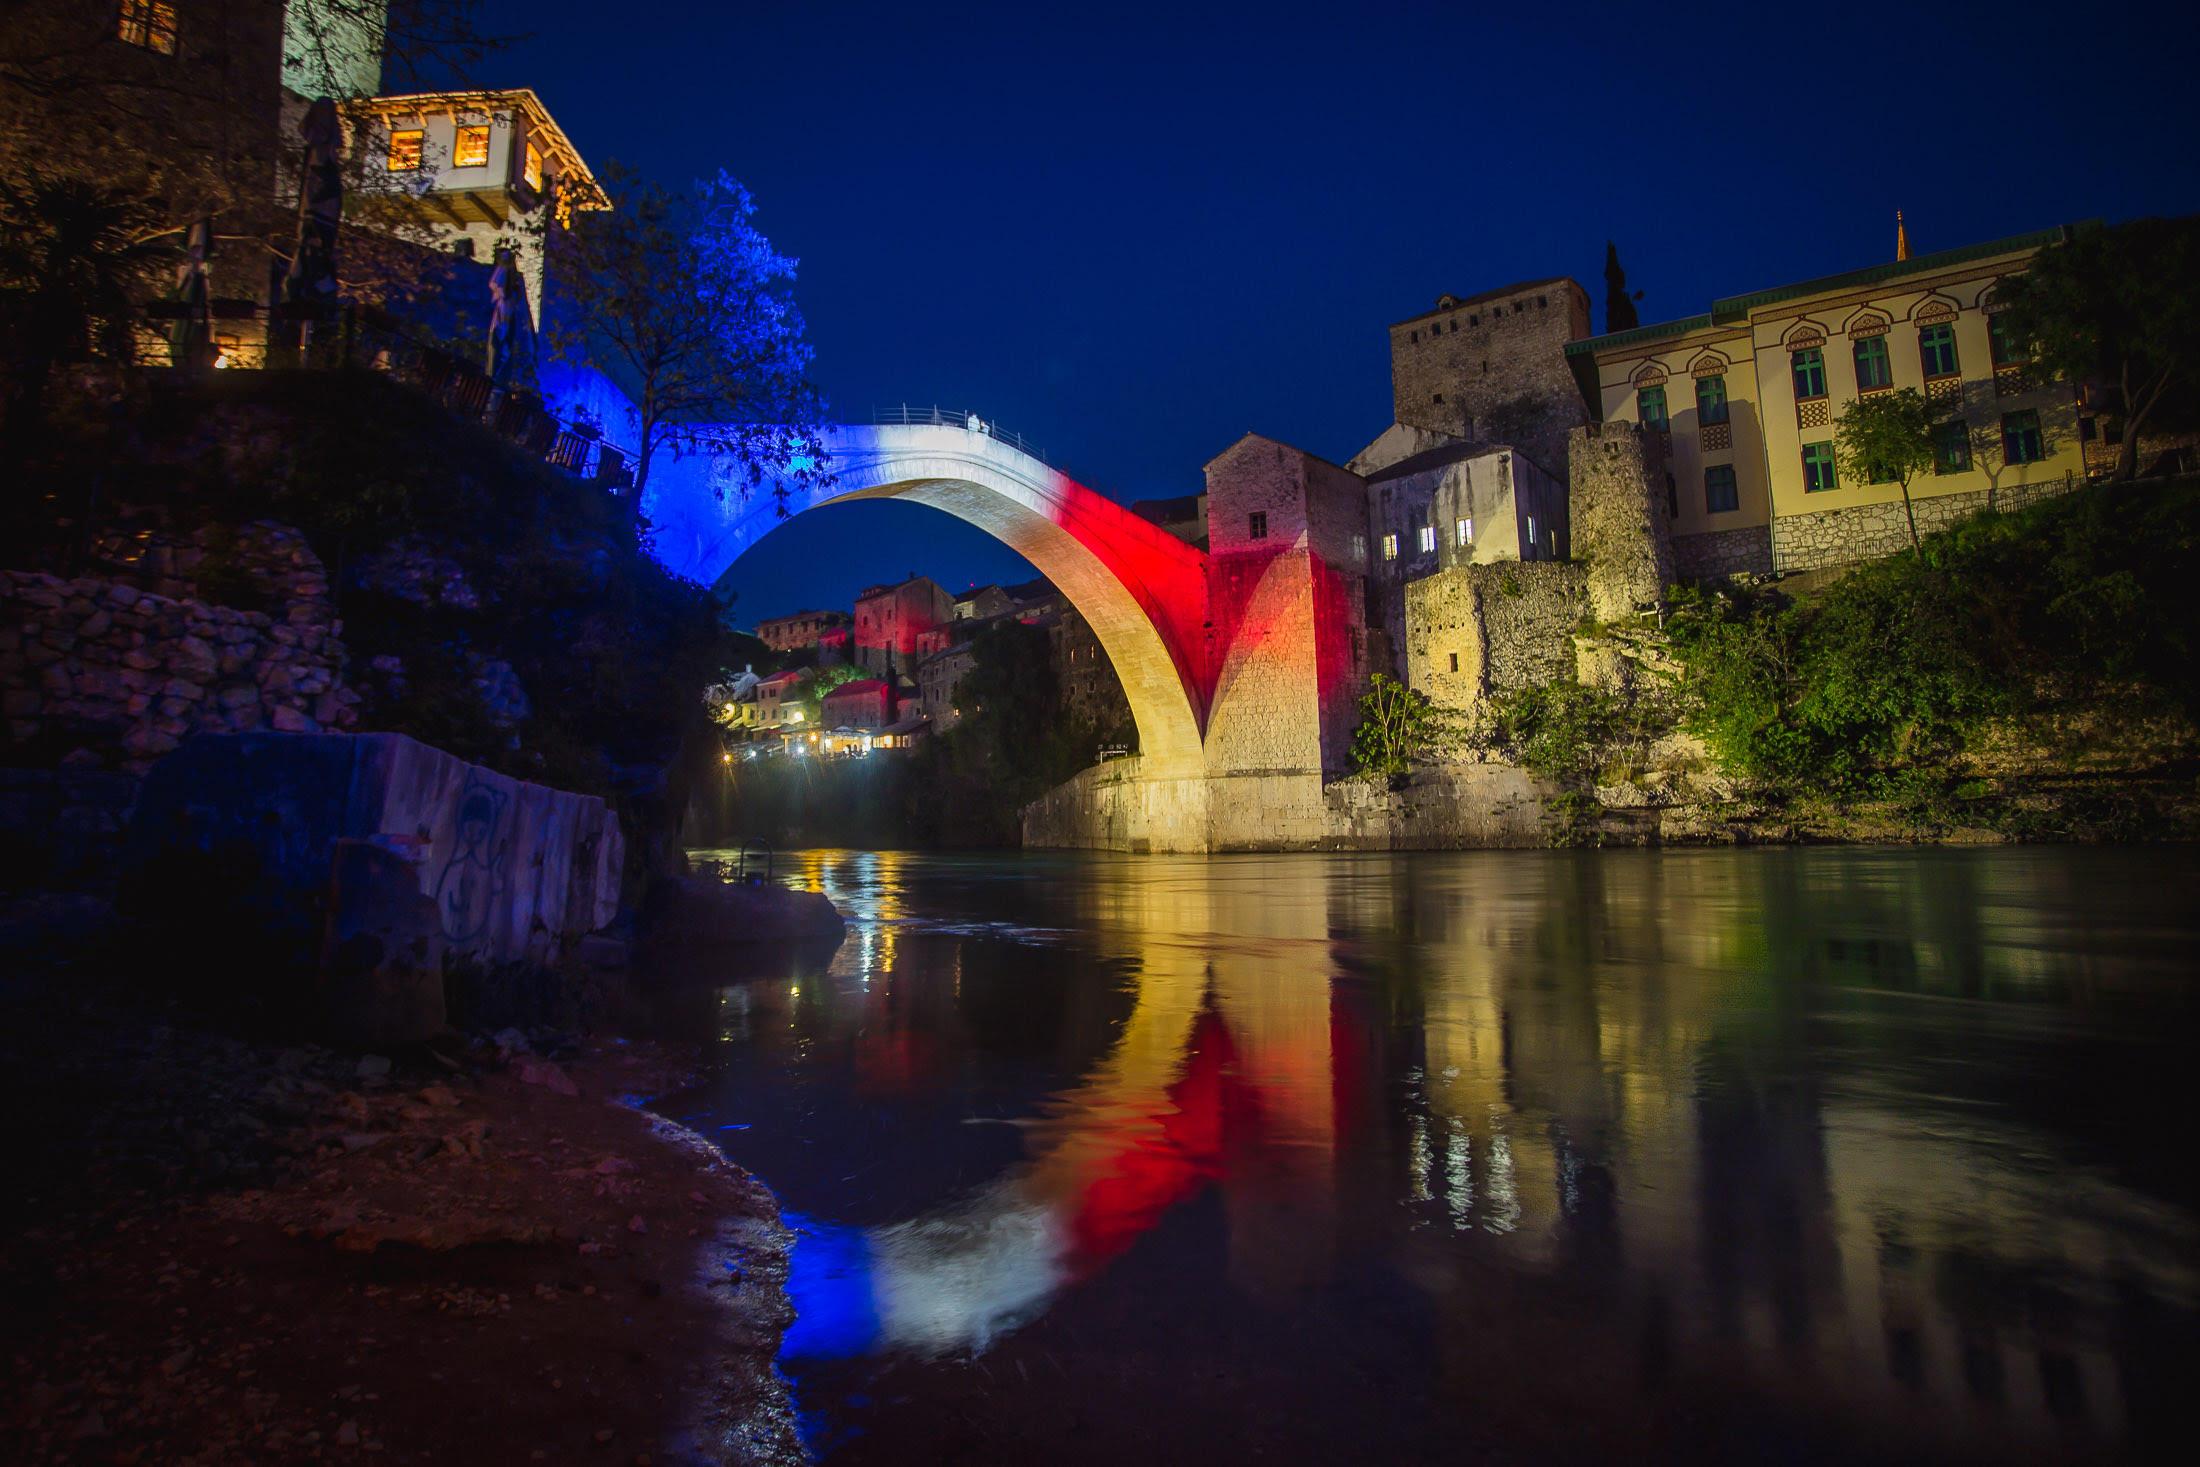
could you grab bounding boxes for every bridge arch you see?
[640,422,1212,777]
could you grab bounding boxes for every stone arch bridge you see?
[645,420,1214,779]
[639,417,1550,851]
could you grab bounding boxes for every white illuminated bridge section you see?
[641,422,1213,776]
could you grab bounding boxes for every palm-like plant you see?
[0,173,174,429]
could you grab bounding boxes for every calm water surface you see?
[651,848,2200,1464]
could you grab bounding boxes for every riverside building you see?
[1564,227,2090,577]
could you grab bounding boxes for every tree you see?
[1603,241,1641,333]
[544,164,828,518]
[1833,387,1938,559]
[1996,217,2200,481]
[0,174,171,434]
[1349,674,1457,782]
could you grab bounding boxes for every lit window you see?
[454,124,491,168]
[1455,517,1471,546]
[1932,420,1972,474]
[1695,374,1729,425]
[1989,314,2026,366]
[1853,335,1892,391]
[1381,533,1399,561]
[1920,322,1960,379]
[1416,524,1436,554]
[118,0,177,54]
[387,129,424,171]
[1705,464,1738,513]
[523,141,544,192]
[1248,510,1267,540]
[1791,347,1827,400]
[1800,441,1837,493]
[2001,409,2044,465]
[1637,384,1668,431]
[1526,515,1538,552]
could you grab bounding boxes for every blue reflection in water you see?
[778,1211,881,1361]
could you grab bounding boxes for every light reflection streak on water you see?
[678,847,2200,1456]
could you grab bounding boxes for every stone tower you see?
[1386,278,1593,480]
[1568,422,1675,621]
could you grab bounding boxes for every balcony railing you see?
[870,404,1049,466]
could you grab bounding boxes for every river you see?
[648,847,2199,1464]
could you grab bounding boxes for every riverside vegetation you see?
[1471,476,2200,843]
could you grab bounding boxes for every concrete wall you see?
[129,732,623,968]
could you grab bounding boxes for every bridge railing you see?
[869,404,1050,467]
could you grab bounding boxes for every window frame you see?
[1704,464,1739,514]
[118,0,178,54]
[386,128,426,172]
[1454,516,1471,547]
[1791,347,1827,401]
[1381,532,1399,561]
[1852,334,1893,391]
[1695,373,1729,426]
[523,140,545,193]
[1637,383,1669,432]
[2001,410,2045,465]
[1988,313,2026,367]
[1247,510,1267,541]
[1919,322,1960,380]
[1800,441,1838,493]
[453,123,492,169]
[1932,420,1972,475]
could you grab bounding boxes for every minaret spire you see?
[1895,209,1910,262]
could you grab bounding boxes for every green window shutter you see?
[1853,336,1891,390]
[1801,441,1837,492]
[1695,374,1728,425]
[1932,421,1972,474]
[2002,410,2044,464]
[1920,323,1959,378]
[1638,385,1668,430]
[1792,348,1826,399]
[1704,464,1739,512]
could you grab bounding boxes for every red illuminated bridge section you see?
[642,422,1213,775]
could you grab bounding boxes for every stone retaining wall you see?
[1,523,357,771]
[1404,561,1587,713]
[1671,524,1774,581]
[1771,473,2087,572]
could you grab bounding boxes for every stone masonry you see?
[1405,562,1588,712]
[1567,422,1674,621]
[2,522,358,773]
[1771,472,2087,572]
[1388,278,1593,480]
[1671,525,1774,581]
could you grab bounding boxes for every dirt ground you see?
[0,960,803,1467]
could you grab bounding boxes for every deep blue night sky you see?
[478,0,2191,625]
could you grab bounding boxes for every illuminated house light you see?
[454,124,492,168]
[386,129,425,171]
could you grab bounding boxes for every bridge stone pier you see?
[644,419,1540,851]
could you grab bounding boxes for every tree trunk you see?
[1898,478,1923,559]
[631,434,656,522]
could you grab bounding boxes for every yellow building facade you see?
[1566,227,2091,577]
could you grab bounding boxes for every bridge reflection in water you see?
[661,848,2198,1462]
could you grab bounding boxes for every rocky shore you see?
[0,955,804,1466]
